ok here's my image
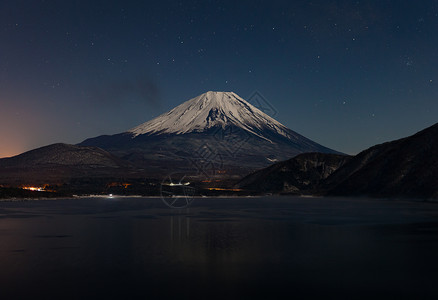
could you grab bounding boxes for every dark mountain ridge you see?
[324,122,438,199]
[236,153,351,194]
[0,143,137,184]
[238,122,438,199]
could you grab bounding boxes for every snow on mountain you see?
[79,90,341,176]
[128,91,297,142]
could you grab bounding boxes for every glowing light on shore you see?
[22,186,44,192]
[206,188,243,191]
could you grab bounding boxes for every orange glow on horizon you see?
[0,148,23,158]
[0,140,38,158]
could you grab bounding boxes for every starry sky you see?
[1,0,438,158]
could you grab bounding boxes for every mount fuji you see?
[79,91,340,177]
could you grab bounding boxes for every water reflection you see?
[0,197,437,298]
[170,214,190,243]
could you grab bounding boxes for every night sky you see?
[1,0,438,158]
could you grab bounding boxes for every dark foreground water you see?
[0,196,437,299]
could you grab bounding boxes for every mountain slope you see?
[324,122,438,199]
[236,153,351,194]
[80,91,340,176]
[0,143,136,184]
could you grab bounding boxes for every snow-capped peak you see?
[128,91,294,141]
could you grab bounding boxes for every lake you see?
[0,196,437,299]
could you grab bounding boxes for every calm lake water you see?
[0,196,437,299]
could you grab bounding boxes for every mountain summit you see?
[129,91,293,142]
[80,91,340,177]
